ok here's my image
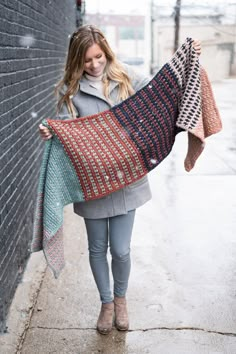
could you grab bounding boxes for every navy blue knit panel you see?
[112,63,180,172]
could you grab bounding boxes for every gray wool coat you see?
[58,64,152,219]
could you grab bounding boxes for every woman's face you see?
[83,43,107,77]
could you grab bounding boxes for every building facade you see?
[86,2,236,81]
[85,13,147,73]
[0,0,78,332]
[152,2,236,81]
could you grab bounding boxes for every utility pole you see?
[174,0,181,52]
[76,0,85,27]
[150,0,155,75]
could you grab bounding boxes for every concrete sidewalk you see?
[5,79,236,353]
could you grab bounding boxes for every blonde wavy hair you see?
[55,25,135,117]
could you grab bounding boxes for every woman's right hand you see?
[39,124,53,140]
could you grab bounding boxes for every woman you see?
[39,25,201,334]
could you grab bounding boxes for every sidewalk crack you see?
[30,325,236,337]
[133,326,236,337]
[31,326,94,331]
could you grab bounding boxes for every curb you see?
[0,251,47,354]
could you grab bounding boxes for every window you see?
[119,27,144,40]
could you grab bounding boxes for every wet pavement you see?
[21,79,236,353]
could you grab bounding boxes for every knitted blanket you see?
[31,38,222,278]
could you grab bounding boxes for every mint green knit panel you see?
[44,136,84,237]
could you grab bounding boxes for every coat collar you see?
[79,75,119,105]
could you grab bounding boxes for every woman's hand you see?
[39,123,53,140]
[193,39,201,56]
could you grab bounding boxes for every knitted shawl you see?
[31,38,222,278]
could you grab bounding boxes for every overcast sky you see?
[85,0,228,15]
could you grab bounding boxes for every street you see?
[21,79,236,354]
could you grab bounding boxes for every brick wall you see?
[0,0,76,332]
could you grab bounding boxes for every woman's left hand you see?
[193,40,201,56]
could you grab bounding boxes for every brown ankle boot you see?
[97,302,114,335]
[114,296,129,331]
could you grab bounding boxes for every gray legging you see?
[84,210,136,303]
